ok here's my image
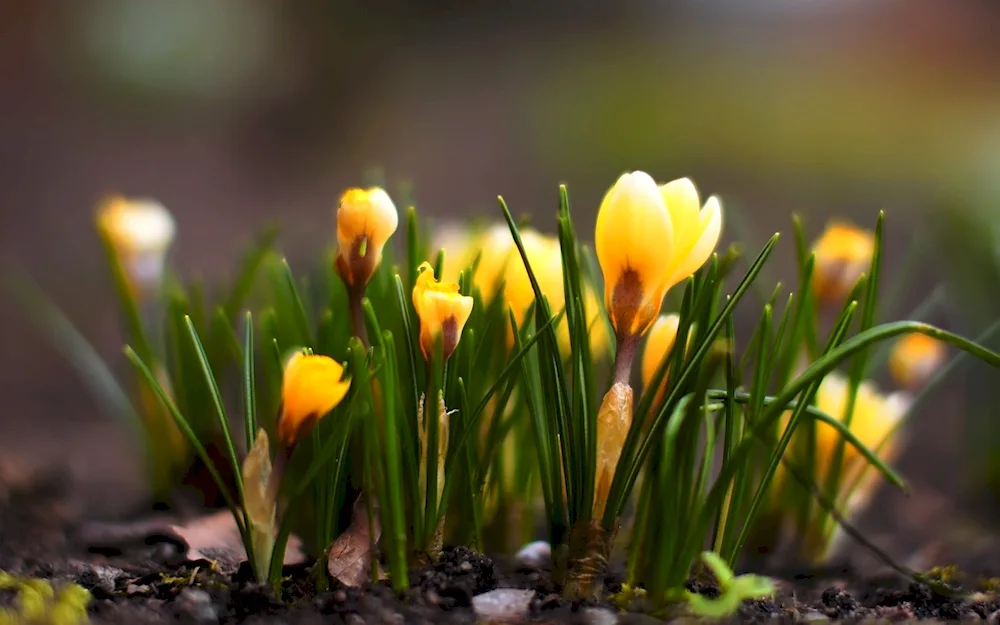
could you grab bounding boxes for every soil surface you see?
[4,467,1000,624]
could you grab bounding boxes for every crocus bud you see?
[335,187,399,289]
[594,381,633,519]
[96,195,176,294]
[595,172,721,343]
[277,352,351,448]
[412,262,474,362]
[811,221,874,303]
[888,333,945,391]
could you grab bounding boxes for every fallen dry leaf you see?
[78,511,305,573]
[169,510,306,570]
[327,497,381,587]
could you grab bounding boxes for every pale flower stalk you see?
[242,429,278,582]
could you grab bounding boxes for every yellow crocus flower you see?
[335,187,399,289]
[277,352,351,448]
[784,372,909,515]
[888,333,945,391]
[434,224,609,359]
[640,314,681,391]
[596,172,722,342]
[435,223,514,302]
[412,262,474,362]
[811,221,874,303]
[781,371,909,561]
[502,230,564,327]
[95,195,176,293]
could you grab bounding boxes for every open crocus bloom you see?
[277,351,351,448]
[412,262,475,362]
[595,172,722,343]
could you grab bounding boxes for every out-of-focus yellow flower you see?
[412,262,474,362]
[335,187,399,289]
[277,352,351,448]
[811,221,874,303]
[434,224,610,360]
[594,381,633,519]
[783,372,909,516]
[435,223,514,301]
[888,333,945,391]
[595,172,722,342]
[778,371,909,561]
[502,230,564,326]
[640,314,681,391]
[96,195,176,293]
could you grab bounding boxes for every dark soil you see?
[4,468,1000,624]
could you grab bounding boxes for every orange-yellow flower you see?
[640,314,681,391]
[811,221,874,303]
[335,187,399,289]
[96,195,176,292]
[888,333,945,391]
[277,352,351,448]
[595,172,722,343]
[412,262,474,362]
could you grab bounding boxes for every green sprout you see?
[684,552,774,618]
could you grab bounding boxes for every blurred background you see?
[3,0,1000,559]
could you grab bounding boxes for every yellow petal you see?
[665,195,723,290]
[278,352,351,447]
[660,177,701,248]
[595,172,674,340]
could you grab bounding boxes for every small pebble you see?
[987,608,1000,623]
[459,560,473,573]
[175,588,219,623]
[582,606,619,625]
[66,561,126,597]
[515,540,552,568]
[333,589,347,603]
[126,583,152,596]
[345,614,366,625]
[472,588,534,622]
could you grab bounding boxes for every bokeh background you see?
[3,0,1000,561]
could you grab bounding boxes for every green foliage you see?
[19,176,1000,610]
[11,227,276,502]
